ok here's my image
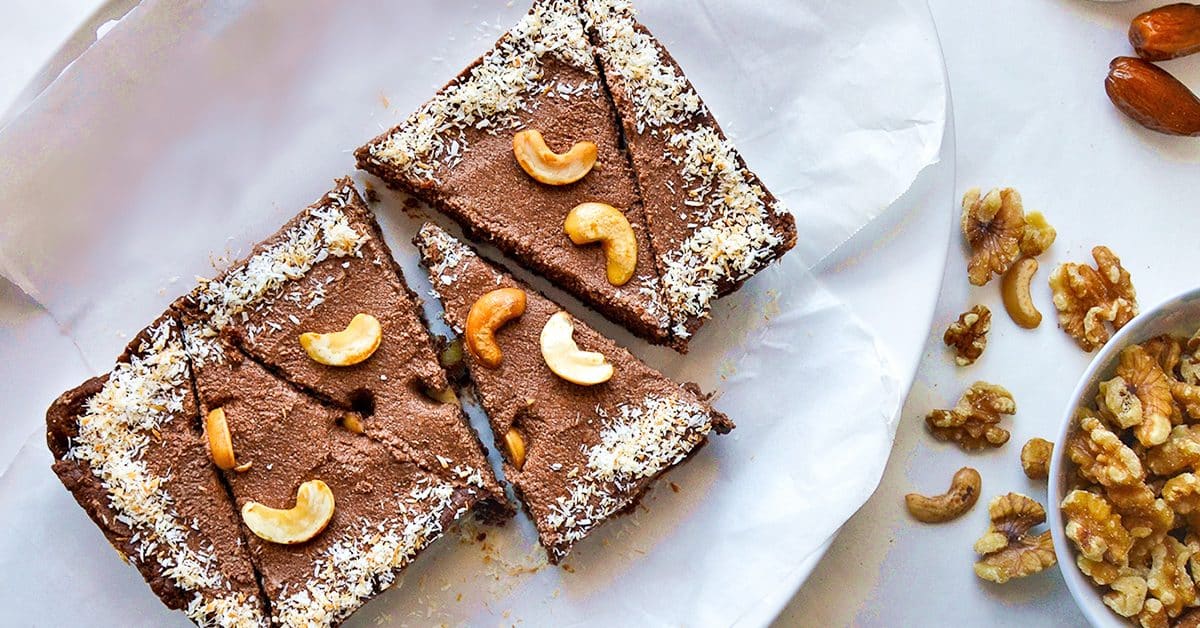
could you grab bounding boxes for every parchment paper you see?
[0,0,946,625]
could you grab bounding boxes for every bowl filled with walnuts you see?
[1049,286,1200,627]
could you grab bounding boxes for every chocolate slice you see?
[414,223,733,563]
[355,0,676,348]
[45,315,266,626]
[581,0,798,339]
[187,342,479,626]
[175,179,507,513]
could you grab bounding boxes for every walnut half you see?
[943,305,991,366]
[1021,437,1053,480]
[1049,246,1138,352]
[973,492,1057,583]
[926,382,1015,451]
[962,188,1026,286]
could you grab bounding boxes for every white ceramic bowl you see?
[1048,287,1200,627]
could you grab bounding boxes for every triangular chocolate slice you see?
[356,0,678,348]
[187,341,481,626]
[45,315,267,626]
[415,223,732,563]
[175,179,506,512]
[581,0,798,339]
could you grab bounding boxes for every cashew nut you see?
[505,428,527,470]
[1001,257,1042,329]
[512,129,597,186]
[299,313,382,366]
[564,202,637,286]
[905,467,982,523]
[425,386,461,407]
[339,412,365,434]
[241,479,335,544]
[539,311,614,385]
[204,407,251,472]
[465,288,526,368]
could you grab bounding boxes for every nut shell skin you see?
[1105,57,1200,137]
[1131,3,1200,62]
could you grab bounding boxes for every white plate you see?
[0,1,952,625]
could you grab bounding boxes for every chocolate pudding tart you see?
[48,181,510,627]
[356,0,672,347]
[414,223,733,563]
[580,0,798,340]
[176,179,506,508]
[45,315,267,627]
[358,0,796,350]
[187,341,481,626]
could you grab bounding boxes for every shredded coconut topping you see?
[271,481,464,627]
[367,0,596,181]
[544,395,713,552]
[65,319,263,627]
[659,128,784,328]
[583,0,790,330]
[186,187,367,363]
[417,224,468,288]
[581,0,702,132]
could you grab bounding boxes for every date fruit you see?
[1105,57,1200,137]
[1131,3,1200,61]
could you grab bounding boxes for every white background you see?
[2,1,1199,626]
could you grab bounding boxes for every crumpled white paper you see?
[0,0,945,625]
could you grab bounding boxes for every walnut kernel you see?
[1067,414,1145,487]
[943,305,991,366]
[1147,537,1196,617]
[1140,598,1169,628]
[1110,346,1175,447]
[1049,246,1138,352]
[1172,381,1200,420]
[1019,211,1057,257]
[973,492,1056,583]
[925,382,1015,451]
[1021,437,1054,480]
[1104,574,1149,618]
[961,187,1026,286]
[1162,473,1200,529]
[1061,489,1133,566]
[1145,425,1200,476]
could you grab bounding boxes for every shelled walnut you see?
[1060,326,1200,625]
[961,188,1026,286]
[1021,438,1053,480]
[943,305,991,366]
[973,492,1057,583]
[1049,246,1138,352]
[1019,211,1057,257]
[925,382,1015,451]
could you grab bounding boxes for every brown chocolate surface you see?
[46,179,512,627]
[356,0,676,348]
[581,0,798,338]
[177,179,505,508]
[189,344,475,626]
[415,223,731,563]
[44,315,266,626]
